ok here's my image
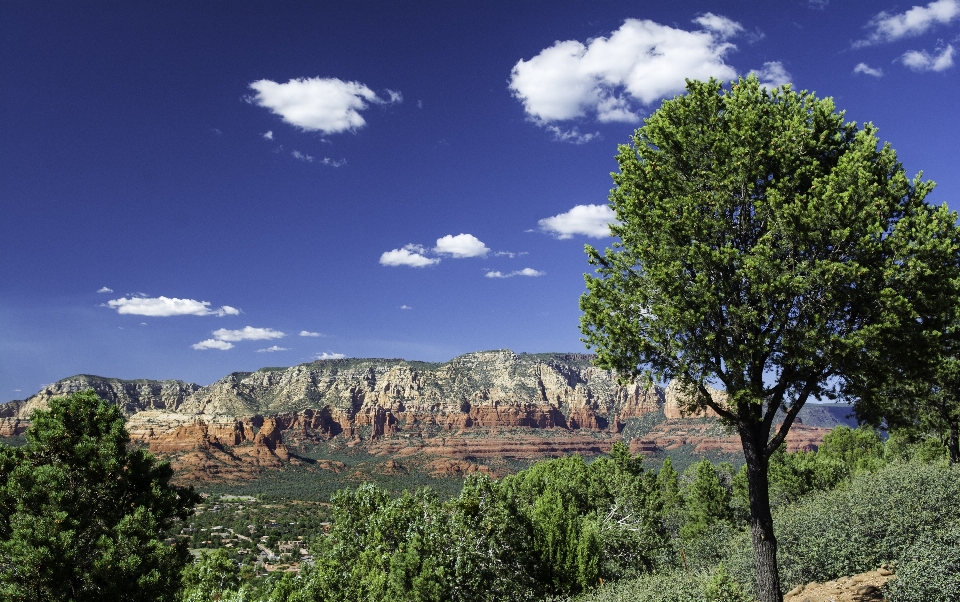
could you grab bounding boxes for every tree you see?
[681,459,732,540]
[580,76,960,601]
[0,390,200,602]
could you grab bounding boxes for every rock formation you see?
[0,350,845,480]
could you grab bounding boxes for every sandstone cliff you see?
[0,350,841,480]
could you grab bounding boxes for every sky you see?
[2,0,959,400]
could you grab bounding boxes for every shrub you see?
[566,570,705,602]
[885,520,960,602]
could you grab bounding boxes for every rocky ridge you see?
[0,350,845,480]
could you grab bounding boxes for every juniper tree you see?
[580,76,960,601]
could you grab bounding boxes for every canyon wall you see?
[0,350,838,480]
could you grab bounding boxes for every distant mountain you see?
[0,350,856,481]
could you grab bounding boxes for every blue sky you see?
[2,0,959,400]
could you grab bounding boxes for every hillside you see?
[0,350,852,482]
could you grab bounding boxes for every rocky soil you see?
[784,567,895,602]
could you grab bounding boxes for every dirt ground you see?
[783,567,895,602]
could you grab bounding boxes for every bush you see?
[566,570,705,602]
[725,460,960,594]
[885,520,960,602]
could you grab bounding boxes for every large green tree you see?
[0,390,200,602]
[580,77,960,601]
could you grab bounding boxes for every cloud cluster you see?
[248,77,401,135]
[299,331,322,337]
[901,44,955,71]
[97,286,113,293]
[538,205,616,239]
[380,234,489,268]
[509,15,743,125]
[315,352,346,360]
[485,268,545,279]
[856,0,959,47]
[257,345,289,353]
[107,296,240,317]
[193,326,286,351]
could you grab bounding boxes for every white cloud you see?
[693,13,744,39]
[545,126,600,144]
[809,0,830,9]
[433,233,490,258]
[292,150,314,162]
[400,305,412,310]
[748,61,792,88]
[210,326,286,342]
[379,246,440,267]
[97,286,113,293]
[106,296,239,317]
[315,352,346,360]
[485,268,545,279]
[538,204,617,239]
[248,77,401,135]
[495,251,516,258]
[257,345,289,352]
[853,62,885,77]
[901,44,956,70]
[263,131,273,140]
[192,339,234,351]
[320,157,346,167]
[299,331,322,337]
[509,17,741,125]
[856,0,960,47]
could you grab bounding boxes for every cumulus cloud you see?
[263,131,273,140]
[248,77,401,135]
[210,326,286,342]
[856,0,960,47]
[106,296,239,317]
[192,339,234,351]
[509,17,741,125]
[901,44,955,70]
[257,345,289,352]
[400,305,412,310]
[485,268,545,278]
[433,234,490,258]
[315,352,346,360]
[292,150,314,162]
[853,62,885,77]
[748,61,792,88]
[538,204,617,239]
[299,331,322,337]
[97,287,113,293]
[379,245,441,267]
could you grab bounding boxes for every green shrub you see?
[725,460,960,594]
[567,570,705,602]
[885,520,960,602]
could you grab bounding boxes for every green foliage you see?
[817,426,885,473]
[565,570,705,602]
[885,520,960,602]
[723,460,960,593]
[680,460,732,540]
[179,549,241,601]
[580,75,960,602]
[703,564,751,602]
[0,390,199,602]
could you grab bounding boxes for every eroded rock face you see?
[0,350,841,480]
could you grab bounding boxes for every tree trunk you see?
[741,429,783,602]
[949,420,959,466]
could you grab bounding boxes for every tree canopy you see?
[0,390,199,602]
[580,76,960,602]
